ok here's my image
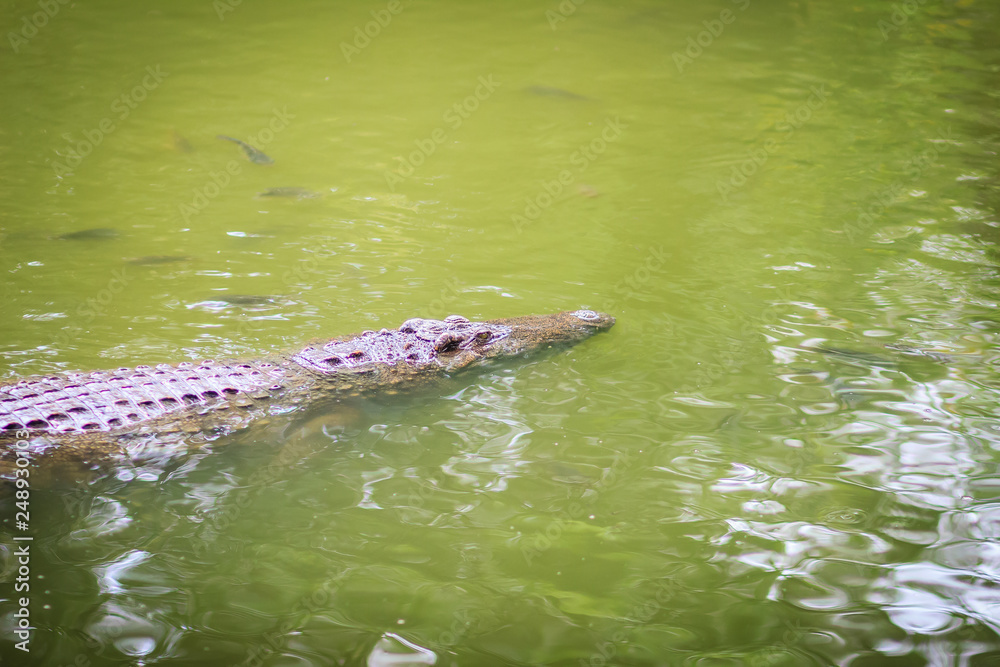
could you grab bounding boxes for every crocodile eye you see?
[475,331,491,342]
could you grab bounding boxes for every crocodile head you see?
[426,309,615,370]
[478,309,616,359]
[291,309,615,375]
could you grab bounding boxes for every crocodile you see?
[0,310,614,467]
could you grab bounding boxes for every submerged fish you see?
[813,346,898,367]
[186,295,280,311]
[217,135,274,165]
[56,228,120,241]
[128,255,193,265]
[883,343,957,364]
[216,295,278,306]
[524,85,590,100]
[256,187,321,199]
[170,130,194,153]
[811,344,957,367]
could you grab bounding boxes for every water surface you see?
[2,0,1000,665]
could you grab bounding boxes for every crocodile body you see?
[1,310,614,465]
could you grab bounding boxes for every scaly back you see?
[0,360,286,434]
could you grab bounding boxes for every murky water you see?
[2,0,1000,664]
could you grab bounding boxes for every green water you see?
[2,0,1000,664]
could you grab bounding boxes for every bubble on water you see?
[367,632,436,667]
[821,507,867,525]
[116,635,157,657]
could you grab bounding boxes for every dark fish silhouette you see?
[524,85,590,100]
[883,343,957,364]
[256,187,321,199]
[217,135,273,165]
[812,344,957,367]
[128,255,192,265]
[217,295,278,306]
[56,228,120,241]
[170,130,194,153]
[812,346,898,368]
[186,295,280,311]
